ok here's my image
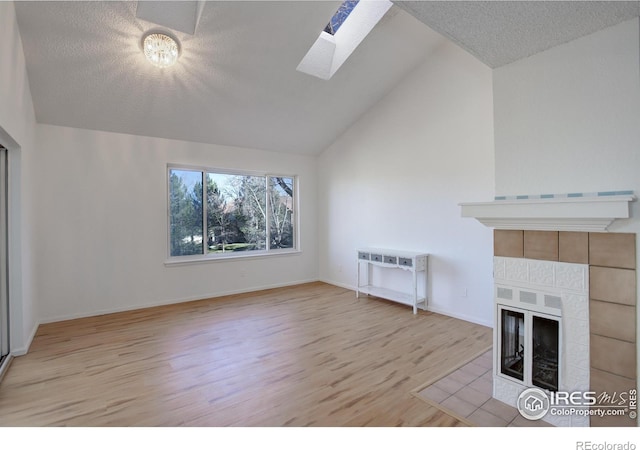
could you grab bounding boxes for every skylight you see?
[324,0,360,36]
[296,0,392,80]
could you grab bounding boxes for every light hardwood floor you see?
[0,282,492,426]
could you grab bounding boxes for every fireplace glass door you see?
[499,304,561,391]
[532,316,559,391]
[500,308,525,382]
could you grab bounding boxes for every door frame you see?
[0,145,10,382]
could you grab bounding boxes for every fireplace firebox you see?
[498,305,559,392]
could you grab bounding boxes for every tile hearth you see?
[416,350,552,427]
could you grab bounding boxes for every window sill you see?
[164,249,302,267]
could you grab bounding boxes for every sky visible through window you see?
[175,169,201,192]
[173,170,247,201]
[324,0,360,35]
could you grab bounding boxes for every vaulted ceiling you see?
[14,1,640,155]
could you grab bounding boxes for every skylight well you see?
[297,0,392,80]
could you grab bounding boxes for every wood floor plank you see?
[0,282,491,426]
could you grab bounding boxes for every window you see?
[168,167,296,259]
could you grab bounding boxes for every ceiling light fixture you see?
[142,32,180,68]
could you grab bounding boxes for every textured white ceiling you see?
[135,1,205,35]
[14,1,445,155]
[14,1,640,155]
[394,1,640,68]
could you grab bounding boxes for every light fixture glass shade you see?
[143,33,180,68]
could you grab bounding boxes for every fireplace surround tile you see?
[493,376,520,406]
[590,300,636,343]
[591,413,636,427]
[565,319,590,357]
[524,231,559,261]
[494,257,506,280]
[559,232,589,264]
[565,363,590,393]
[590,368,637,407]
[561,293,589,321]
[555,263,588,291]
[528,260,555,287]
[494,230,523,258]
[565,341,590,380]
[589,266,636,306]
[589,232,636,269]
[504,258,528,283]
[590,367,637,427]
[590,334,636,380]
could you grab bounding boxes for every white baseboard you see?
[0,354,13,383]
[320,278,493,328]
[11,321,40,356]
[426,305,493,328]
[39,278,321,325]
[318,278,355,291]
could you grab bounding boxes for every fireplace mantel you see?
[459,193,635,232]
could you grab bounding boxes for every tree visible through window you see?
[169,168,295,258]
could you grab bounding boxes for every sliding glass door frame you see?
[0,146,8,363]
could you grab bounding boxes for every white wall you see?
[34,124,318,322]
[318,39,495,326]
[494,18,640,201]
[0,2,38,353]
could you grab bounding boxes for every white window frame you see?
[165,164,299,265]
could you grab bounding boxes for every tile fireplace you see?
[460,193,637,427]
